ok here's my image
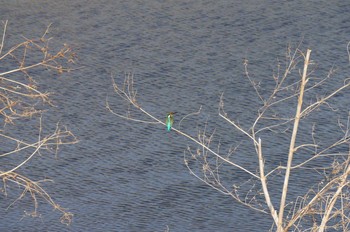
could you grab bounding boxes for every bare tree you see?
[108,44,350,231]
[0,21,78,225]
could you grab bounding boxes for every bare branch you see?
[278,49,311,231]
[108,73,260,180]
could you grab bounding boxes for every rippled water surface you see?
[0,1,350,231]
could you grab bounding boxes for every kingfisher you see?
[165,112,176,131]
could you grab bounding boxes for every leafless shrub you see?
[0,20,78,225]
[108,43,350,231]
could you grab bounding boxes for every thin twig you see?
[0,20,8,56]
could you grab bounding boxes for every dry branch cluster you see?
[0,21,78,225]
[109,43,350,231]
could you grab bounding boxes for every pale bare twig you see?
[0,20,8,56]
[179,105,202,130]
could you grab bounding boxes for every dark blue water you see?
[0,1,350,231]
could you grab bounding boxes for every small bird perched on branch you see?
[166,112,176,131]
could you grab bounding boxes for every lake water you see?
[0,1,350,231]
